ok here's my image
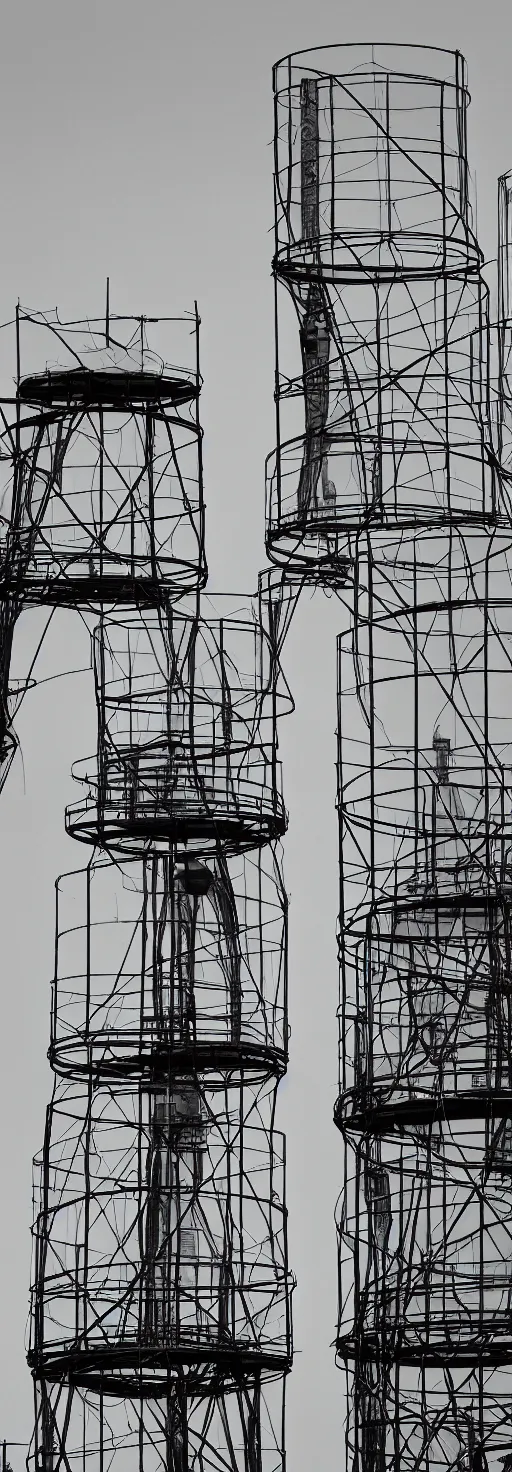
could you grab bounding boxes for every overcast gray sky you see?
[0,1,510,1467]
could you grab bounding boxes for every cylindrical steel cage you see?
[339,1121,512,1366]
[50,848,288,1082]
[0,307,207,605]
[30,1078,291,1391]
[66,608,288,854]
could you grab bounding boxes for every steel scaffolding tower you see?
[267,40,512,1472]
[0,306,293,1472]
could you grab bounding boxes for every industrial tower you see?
[0,307,293,1472]
[267,41,512,1472]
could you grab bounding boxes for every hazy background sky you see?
[0,0,510,1467]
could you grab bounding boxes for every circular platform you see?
[18,367,198,408]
